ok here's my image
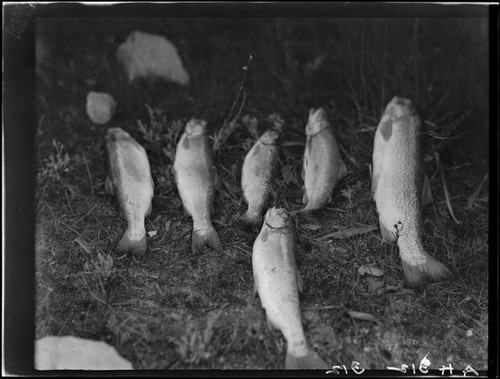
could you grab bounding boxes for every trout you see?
[252,207,329,369]
[239,129,281,228]
[371,96,451,287]
[297,107,347,214]
[173,118,222,254]
[105,127,154,256]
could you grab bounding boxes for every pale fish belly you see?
[304,140,337,206]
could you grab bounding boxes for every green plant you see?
[175,310,222,365]
[74,252,115,306]
[38,139,71,183]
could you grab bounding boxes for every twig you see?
[303,304,344,310]
[70,203,97,228]
[213,55,253,153]
[434,151,461,224]
[232,92,247,127]
[222,54,253,128]
[64,187,74,214]
[82,152,95,197]
[318,225,378,241]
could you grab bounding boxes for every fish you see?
[371,96,451,287]
[252,207,329,369]
[173,118,222,254]
[105,127,154,256]
[238,129,281,228]
[296,107,347,214]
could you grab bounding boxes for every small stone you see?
[117,31,190,85]
[35,335,133,370]
[86,92,116,125]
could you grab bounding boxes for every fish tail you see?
[237,211,262,228]
[401,255,451,288]
[192,226,223,254]
[285,347,329,370]
[290,204,319,216]
[116,229,147,256]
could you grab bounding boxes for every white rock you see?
[117,31,190,85]
[35,336,133,370]
[86,92,116,125]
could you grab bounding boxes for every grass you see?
[34,14,489,371]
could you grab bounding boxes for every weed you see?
[175,310,222,365]
[38,139,71,183]
[241,115,260,140]
[73,252,115,306]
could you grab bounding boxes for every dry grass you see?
[34,14,488,371]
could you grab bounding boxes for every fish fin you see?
[291,204,318,216]
[401,256,451,288]
[191,226,223,254]
[338,160,348,181]
[302,192,308,205]
[371,174,378,199]
[252,280,258,299]
[266,314,278,330]
[379,117,393,141]
[422,174,433,206]
[237,212,262,229]
[259,229,269,242]
[379,220,396,243]
[285,347,329,369]
[171,164,177,180]
[297,270,304,293]
[213,166,221,193]
[116,230,147,256]
[252,143,260,156]
[105,176,114,195]
[146,201,153,217]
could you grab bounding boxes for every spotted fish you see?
[296,107,347,214]
[173,118,222,254]
[252,207,329,369]
[105,127,154,256]
[239,129,280,228]
[372,96,451,287]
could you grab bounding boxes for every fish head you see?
[384,97,417,119]
[264,207,292,229]
[306,107,330,136]
[260,129,280,145]
[185,118,207,136]
[106,127,131,142]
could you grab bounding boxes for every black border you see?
[4,2,36,376]
[3,2,497,377]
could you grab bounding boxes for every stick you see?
[82,152,95,197]
[434,151,461,224]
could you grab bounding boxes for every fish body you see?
[252,208,328,369]
[173,119,222,254]
[372,97,451,287]
[239,129,281,228]
[106,127,154,256]
[299,108,347,214]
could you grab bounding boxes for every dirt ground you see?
[27,5,491,373]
